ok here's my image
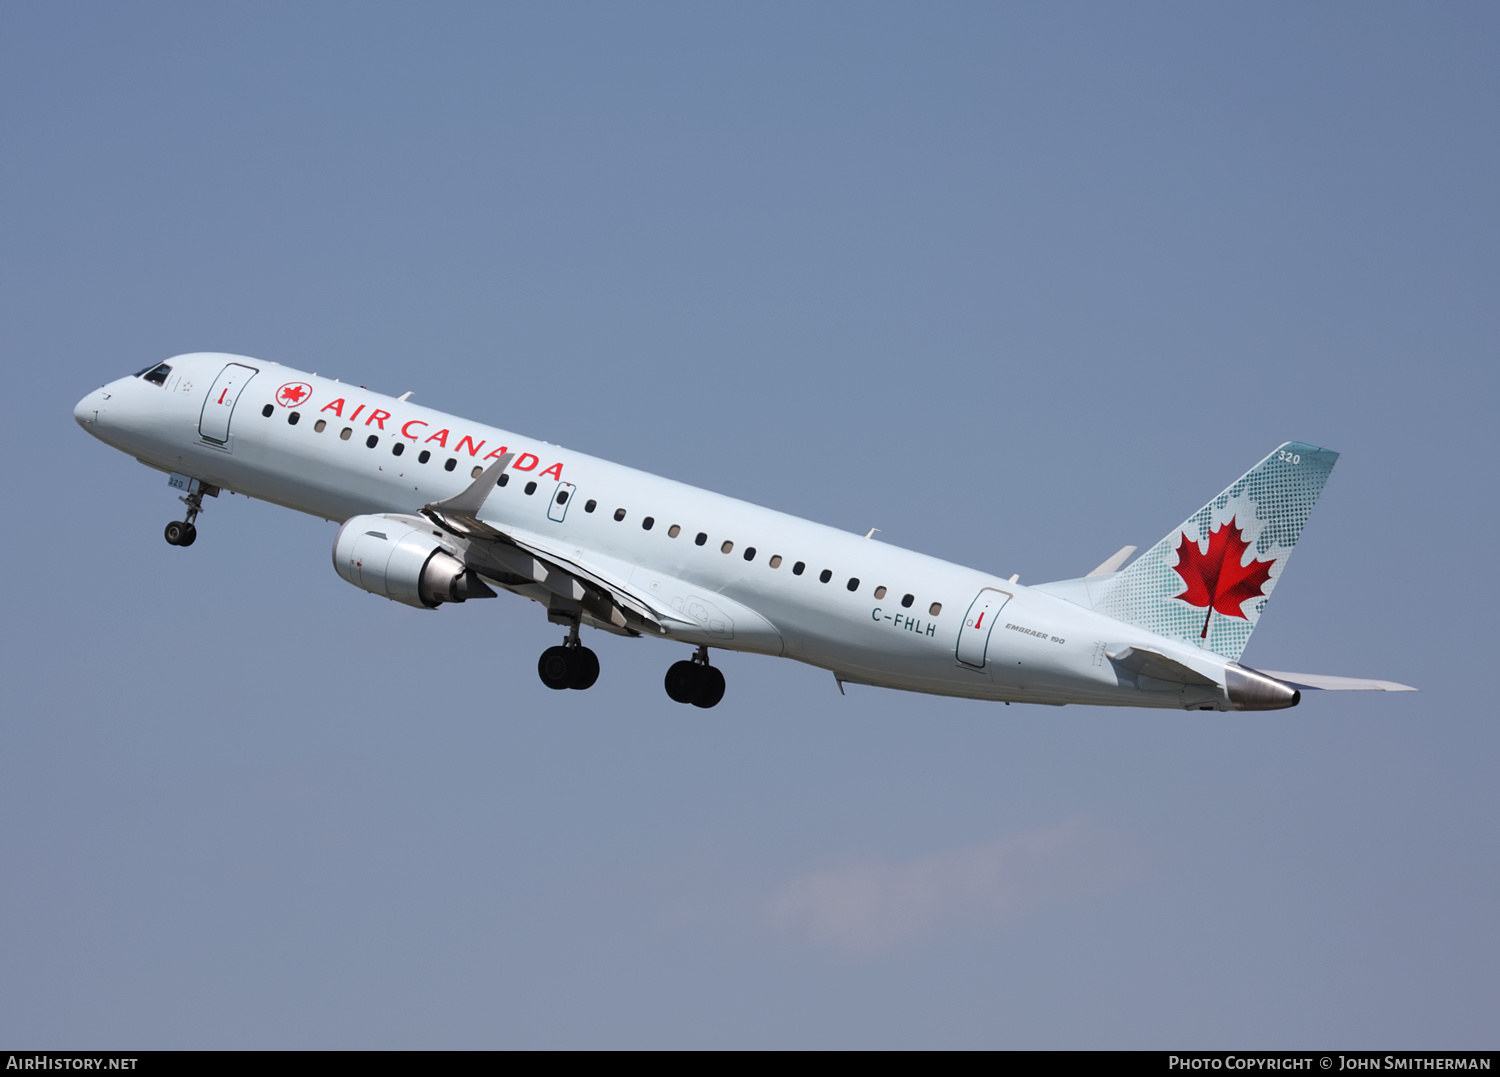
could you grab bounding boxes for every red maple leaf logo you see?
[276,382,310,406]
[1171,516,1276,639]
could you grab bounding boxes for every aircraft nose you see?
[74,389,104,430]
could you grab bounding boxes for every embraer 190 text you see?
[75,354,1414,709]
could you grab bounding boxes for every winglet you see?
[427,452,514,517]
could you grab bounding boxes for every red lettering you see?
[348,404,366,423]
[320,398,346,416]
[482,444,511,460]
[538,462,564,480]
[400,420,428,440]
[512,453,539,472]
[454,435,486,457]
[425,429,451,447]
[365,409,390,429]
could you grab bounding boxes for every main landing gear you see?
[164,487,206,547]
[665,646,725,709]
[537,622,600,691]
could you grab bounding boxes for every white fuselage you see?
[75,352,1244,709]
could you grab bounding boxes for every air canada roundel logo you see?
[275,382,313,407]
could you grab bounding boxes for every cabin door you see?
[955,588,1012,668]
[198,362,259,444]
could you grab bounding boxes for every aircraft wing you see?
[1258,671,1417,692]
[421,454,697,636]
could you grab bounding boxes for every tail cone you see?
[1225,664,1301,711]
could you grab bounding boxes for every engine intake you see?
[333,514,496,608]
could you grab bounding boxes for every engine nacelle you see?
[333,514,496,609]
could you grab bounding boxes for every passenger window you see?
[929,602,942,616]
[556,490,569,505]
[614,508,627,522]
[695,532,707,546]
[498,473,509,486]
[847,578,859,591]
[340,427,352,441]
[366,435,379,448]
[793,561,805,575]
[721,540,734,554]
[444,458,457,471]
[668,524,681,538]
[142,364,171,386]
[418,449,431,464]
[472,466,484,479]
[314,419,327,433]
[769,555,782,568]
[392,442,405,457]
[643,516,654,530]
[819,569,832,583]
[585,499,597,512]
[873,585,887,599]
[743,547,755,561]
[524,481,537,494]
[901,594,914,608]
[288,412,300,425]
[261,404,274,418]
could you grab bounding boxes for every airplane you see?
[73,352,1414,710]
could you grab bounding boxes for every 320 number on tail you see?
[1277,450,1302,465]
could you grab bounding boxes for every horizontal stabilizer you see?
[1259,671,1417,692]
[1087,545,1137,577]
[1106,645,1218,687]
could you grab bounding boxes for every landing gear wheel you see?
[568,646,600,690]
[538,646,573,691]
[692,665,726,709]
[165,485,207,548]
[664,660,701,704]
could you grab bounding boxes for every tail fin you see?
[1094,442,1338,660]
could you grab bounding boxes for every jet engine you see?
[333,514,496,609]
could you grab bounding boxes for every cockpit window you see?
[139,363,172,386]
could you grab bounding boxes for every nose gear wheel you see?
[164,487,207,547]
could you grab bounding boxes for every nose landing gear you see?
[665,646,726,709]
[537,622,600,691]
[164,487,208,547]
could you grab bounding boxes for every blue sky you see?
[2,2,1496,1047]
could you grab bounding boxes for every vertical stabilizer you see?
[1094,442,1338,660]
